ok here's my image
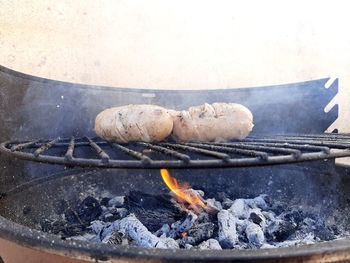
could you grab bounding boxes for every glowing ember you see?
[160,168,216,214]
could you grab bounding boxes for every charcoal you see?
[229,196,268,219]
[169,213,198,239]
[100,197,111,206]
[50,220,68,235]
[108,196,125,207]
[313,223,336,241]
[90,220,107,235]
[222,198,234,209]
[262,211,276,223]
[250,212,263,226]
[108,206,119,215]
[43,190,343,250]
[302,217,316,230]
[206,198,222,210]
[304,212,318,221]
[77,196,102,224]
[236,219,248,235]
[229,199,248,219]
[249,195,268,210]
[102,230,129,245]
[101,205,108,213]
[330,225,341,236]
[178,236,196,247]
[198,239,222,250]
[116,208,129,218]
[234,242,249,250]
[270,202,285,216]
[40,219,53,232]
[106,214,160,248]
[261,243,276,249]
[173,188,210,213]
[251,209,267,229]
[126,191,175,210]
[188,222,215,244]
[216,192,228,202]
[266,219,297,242]
[197,212,210,223]
[314,227,335,241]
[156,237,179,249]
[104,213,120,222]
[260,195,273,207]
[274,232,315,248]
[245,222,265,247]
[193,189,205,197]
[104,206,128,221]
[155,224,171,237]
[64,209,80,224]
[217,210,237,248]
[125,191,184,232]
[185,244,194,249]
[61,224,86,237]
[283,209,305,225]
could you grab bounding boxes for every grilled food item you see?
[95,104,173,142]
[170,103,253,142]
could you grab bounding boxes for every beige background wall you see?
[0,0,349,131]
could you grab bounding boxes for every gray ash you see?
[40,190,346,250]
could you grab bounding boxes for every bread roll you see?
[95,104,173,142]
[171,103,253,142]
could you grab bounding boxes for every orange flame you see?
[160,168,216,214]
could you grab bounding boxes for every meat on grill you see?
[170,103,254,142]
[95,105,173,142]
[95,103,253,143]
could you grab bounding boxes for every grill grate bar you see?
[242,141,331,154]
[64,137,75,161]
[183,142,269,160]
[244,138,350,149]
[85,137,110,163]
[137,142,190,162]
[215,142,302,157]
[110,143,152,164]
[11,140,39,152]
[275,136,350,143]
[275,134,350,140]
[33,138,60,157]
[160,142,231,161]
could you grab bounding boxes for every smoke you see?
[10,76,338,140]
[0,67,341,217]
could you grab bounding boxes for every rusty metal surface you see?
[2,235,350,263]
[0,237,93,263]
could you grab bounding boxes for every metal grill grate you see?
[1,134,350,169]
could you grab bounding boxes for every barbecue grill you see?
[1,65,350,263]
